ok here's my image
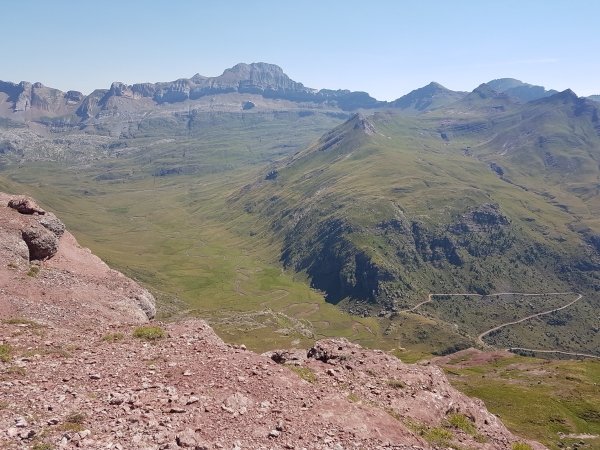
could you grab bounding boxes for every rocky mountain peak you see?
[486,78,557,102]
[349,112,376,135]
[554,88,578,101]
[390,81,464,112]
[471,83,501,99]
[222,62,286,78]
[424,81,449,91]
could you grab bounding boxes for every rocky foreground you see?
[0,194,544,449]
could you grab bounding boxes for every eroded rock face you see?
[39,212,66,237]
[133,290,157,321]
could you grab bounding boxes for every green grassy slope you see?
[441,354,600,450]
[234,94,600,355]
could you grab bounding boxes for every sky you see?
[2,0,599,100]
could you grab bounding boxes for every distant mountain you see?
[588,95,600,103]
[0,63,384,123]
[0,65,580,127]
[389,82,466,112]
[439,83,516,115]
[0,80,83,115]
[486,78,557,102]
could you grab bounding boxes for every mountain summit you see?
[389,82,465,112]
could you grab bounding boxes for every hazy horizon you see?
[1,0,598,99]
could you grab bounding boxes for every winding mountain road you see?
[477,293,582,345]
[403,291,594,358]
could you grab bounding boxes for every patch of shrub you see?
[27,265,40,277]
[0,344,11,362]
[387,379,405,389]
[133,326,166,341]
[512,443,533,450]
[447,413,476,435]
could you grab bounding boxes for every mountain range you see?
[2,62,596,124]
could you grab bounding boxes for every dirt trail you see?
[404,292,594,358]
[477,293,582,345]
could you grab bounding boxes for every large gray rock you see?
[133,290,157,320]
[21,225,58,260]
[39,212,65,237]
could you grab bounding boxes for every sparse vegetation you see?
[27,264,40,277]
[22,346,72,359]
[386,379,405,389]
[404,419,455,447]
[447,413,477,435]
[287,365,317,383]
[0,344,11,362]
[3,317,43,328]
[512,443,533,450]
[102,332,124,342]
[3,365,26,376]
[347,392,360,402]
[60,411,87,431]
[66,411,86,424]
[423,427,454,446]
[444,355,600,449]
[32,443,54,450]
[133,325,166,341]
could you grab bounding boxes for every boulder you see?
[133,290,157,320]
[39,212,65,237]
[21,225,58,260]
[8,197,46,215]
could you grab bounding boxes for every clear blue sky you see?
[2,0,599,99]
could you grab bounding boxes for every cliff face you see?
[1,63,383,122]
[0,194,545,449]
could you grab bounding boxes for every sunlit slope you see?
[236,100,600,354]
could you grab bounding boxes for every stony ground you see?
[0,193,545,449]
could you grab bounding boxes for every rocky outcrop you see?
[0,81,83,115]
[0,320,545,450]
[2,62,386,122]
[0,192,156,323]
[21,224,59,260]
[8,196,46,215]
[39,212,66,237]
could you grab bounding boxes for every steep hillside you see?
[235,88,600,356]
